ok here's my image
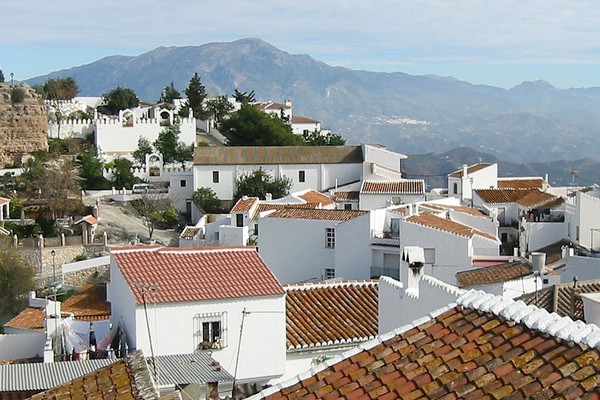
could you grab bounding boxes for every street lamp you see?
[51,249,56,286]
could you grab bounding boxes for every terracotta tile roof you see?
[519,279,600,321]
[253,289,600,400]
[0,196,10,206]
[449,163,494,178]
[297,190,334,206]
[4,285,111,332]
[389,206,407,215]
[231,196,259,213]
[179,227,201,240]
[333,191,359,201]
[266,209,367,222]
[29,350,158,400]
[193,146,363,165]
[456,262,533,288]
[285,281,378,350]
[516,190,559,208]
[361,180,425,194]
[74,214,99,225]
[255,101,291,111]
[474,188,536,204]
[4,307,45,331]
[291,115,319,124]
[112,247,284,304]
[498,178,544,189]
[406,213,499,242]
[250,203,323,221]
[61,284,111,320]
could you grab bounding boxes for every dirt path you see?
[89,198,180,247]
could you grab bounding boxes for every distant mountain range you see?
[26,38,600,184]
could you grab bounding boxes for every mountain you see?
[26,38,600,164]
[404,147,600,188]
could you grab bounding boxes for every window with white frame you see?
[299,170,306,183]
[325,228,335,248]
[193,312,227,350]
[324,267,335,279]
[212,171,219,183]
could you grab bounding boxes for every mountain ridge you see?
[24,38,600,170]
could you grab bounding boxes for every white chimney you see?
[402,247,425,297]
[530,252,546,273]
[265,193,272,201]
[462,164,468,178]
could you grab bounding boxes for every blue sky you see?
[2,1,600,89]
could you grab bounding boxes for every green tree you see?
[233,89,256,103]
[180,73,208,119]
[132,194,179,240]
[303,130,347,146]
[192,187,221,213]
[221,102,304,146]
[109,157,139,189]
[76,148,111,190]
[158,82,181,104]
[101,86,139,115]
[234,169,292,203]
[0,70,4,83]
[154,123,193,165]
[43,77,79,100]
[205,95,234,125]
[133,137,153,166]
[0,238,36,319]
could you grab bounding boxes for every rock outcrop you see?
[0,83,48,166]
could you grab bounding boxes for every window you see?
[324,268,335,280]
[299,170,306,183]
[576,226,580,241]
[212,171,219,183]
[193,312,227,350]
[344,204,352,210]
[254,224,258,235]
[390,218,400,237]
[424,248,436,264]
[180,179,187,187]
[391,196,401,205]
[325,228,335,248]
[236,213,244,227]
[453,182,458,195]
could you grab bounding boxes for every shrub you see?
[11,87,25,104]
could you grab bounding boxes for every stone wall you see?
[0,83,48,166]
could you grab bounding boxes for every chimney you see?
[403,246,425,297]
[265,193,272,201]
[462,164,468,178]
[530,252,546,273]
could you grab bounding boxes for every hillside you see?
[26,38,600,164]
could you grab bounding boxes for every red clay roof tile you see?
[361,180,425,194]
[113,247,284,304]
[406,213,499,242]
[193,146,363,165]
[449,163,494,178]
[285,281,378,349]
[266,209,367,222]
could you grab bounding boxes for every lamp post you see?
[51,249,56,287]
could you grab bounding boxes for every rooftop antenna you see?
[132,282,158,383]
[571,169,579,185]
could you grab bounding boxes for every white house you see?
[218,189,335,247]
[565,187,600,251]
[257,209,373,284]
[358,179,425,210]
[191,144,407,203]
[107,246,286,383]
[0,197,9,223]
[447,163,497,203]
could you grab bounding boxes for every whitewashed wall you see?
[359,193,425,211]
[362,144,406,173]
[258,217,336,284]
[561,255,600,283]
[96,117,196,155]
[0,333,47,360]
[334,213,373,280]
[448,211,497,236]
[399,220,472,285]
[378,276,462,334]
[48,119,94,139]
[107,258,138,348]
[132,295,286,382]
[193,163,362,201]
[520,221,566,253]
